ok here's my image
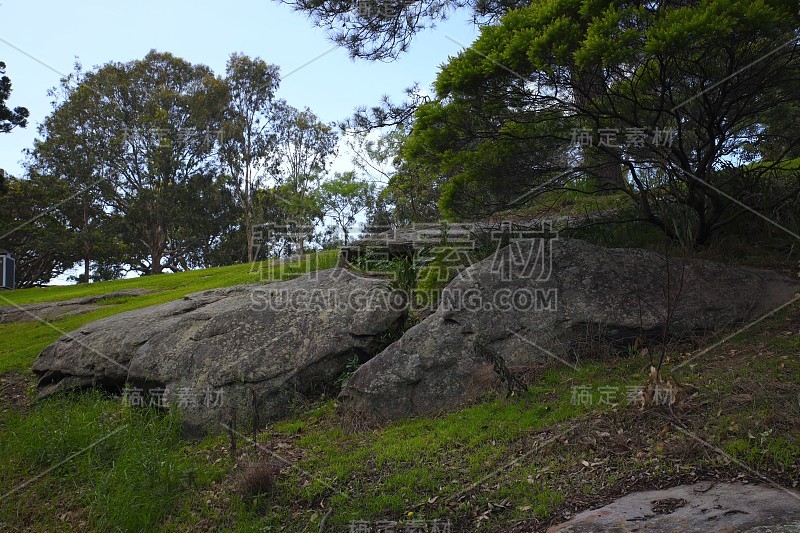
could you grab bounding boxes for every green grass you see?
[1,324,798,530]
[242,356,653,528]
[0,392,226,531]
[0,249,798,531]
[0,336,652,530]
[0,251,339,307]
[0,252,338,373]
[0,251,339,531]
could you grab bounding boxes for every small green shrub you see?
[336,354,362,390]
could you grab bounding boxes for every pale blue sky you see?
[0,0,479,176]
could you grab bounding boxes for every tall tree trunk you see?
[244,205,253,263]
[149,224,166,275]
[82,195,91,283]
[83,254,90,283]
[572,64,625,194]
[244,165,254,263]
[594,157,624,194]
[151,250,164,275]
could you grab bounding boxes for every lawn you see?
[0,252,339,374]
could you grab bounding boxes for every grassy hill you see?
[0,252,338,374]
[0,248,798,531]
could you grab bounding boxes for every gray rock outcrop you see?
[548,482,800,532]
[339,238,799,422]
[33,268,406,433]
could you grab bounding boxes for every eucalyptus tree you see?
[30,67,121,282]
[271,103,337,253]
[320,171,375,244]
[220,53,281,262]
[31,51,237,275]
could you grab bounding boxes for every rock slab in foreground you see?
[0,289,155,324]
[340,238,799,421]
[547,482,800,532]
[33,268,406,433]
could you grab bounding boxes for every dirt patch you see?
[0,371,34,415]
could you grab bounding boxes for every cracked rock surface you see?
[339,238,799,422]
[32,268,406,434]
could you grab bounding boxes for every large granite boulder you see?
[33,268,406,433]
[339,238,799,422]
